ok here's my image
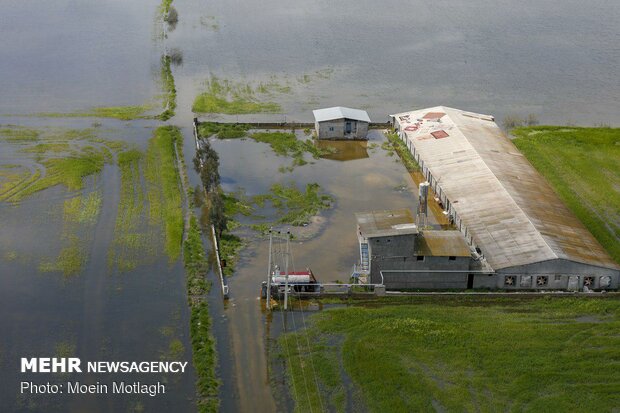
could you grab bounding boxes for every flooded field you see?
[1,0,619,411]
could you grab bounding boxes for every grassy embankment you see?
[192,76,282,114]
[156,55,177,121]
[108,126,184,270]
[512,126,620,263]
[384,131,420,172]
[279,296,620,413]
[183,215,219,413]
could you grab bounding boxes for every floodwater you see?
[1,0,619,412]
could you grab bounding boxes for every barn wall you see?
[316,119,369,139]
[473,259,619,290]
[367,233,470,289]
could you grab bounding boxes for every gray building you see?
[313,106,370,140]
[390,106,620,290]
[356,209,474,290]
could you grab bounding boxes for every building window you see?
[554,274,562,281]
[416,256,424,261]
[329,127,334,131]
[448,256,456,261]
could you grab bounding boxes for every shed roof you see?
[356,209,418,238]
[391,106,620,271]
[415,231,471,257]
[313,107,371,123]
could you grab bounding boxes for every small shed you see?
[313,106,370,140]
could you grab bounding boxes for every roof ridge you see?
[444,108,559,265]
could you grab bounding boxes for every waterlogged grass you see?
[34,105,154,121]
[197,122,250,139]
[108,149,148,271]
[0,126,40,142]
[184,215,219,412]
[0,127,121,202]
[192,76,282,114]
[259,182,332,226]
[63,191,102,225]
[384,132,420,172]
[218,232,243,277]
[145,126,184,262]
[280,297,620,413]
[109,129,184,271]
[512,126,620,262]
[39,235,87,276]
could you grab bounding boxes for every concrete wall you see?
[473,259,619,290]
[316,119,368,139]
[367,233,471,289]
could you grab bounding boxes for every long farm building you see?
[389,106,619,290]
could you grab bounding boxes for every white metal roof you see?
[313,106,371,123]
[392,106,620,271]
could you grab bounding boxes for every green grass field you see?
[512,126,620,263]
[279,297,620,413]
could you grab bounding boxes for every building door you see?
[345,121,352,134]
[467,274,474,289]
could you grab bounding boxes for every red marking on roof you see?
[286,271,312,276]
[431,130,449,139]
[423,112,446,120]
[404,125,419,131]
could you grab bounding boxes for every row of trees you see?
[193,139,227,239]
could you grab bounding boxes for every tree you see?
[209,191,228,239]
[193,142,220,194]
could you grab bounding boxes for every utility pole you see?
[283,231,290,310]
[266,229,273,310]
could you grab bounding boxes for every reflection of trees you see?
[165,6,178,31]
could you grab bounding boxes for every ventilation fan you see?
[584,276,594,287]
[504,276,515,286]
[536,276,548,286]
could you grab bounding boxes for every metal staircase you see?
[360,243,369,272]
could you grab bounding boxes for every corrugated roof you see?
[356,209,418,238]
[313,106,371,123]
[415,231,471,257]
[391,106,620,271]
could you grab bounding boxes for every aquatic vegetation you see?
[512,126,620,262]
[109,127,183,270]
[39,235,87,276]
[63,191,102,225]
[384,132,420,172]
[280,297,620,413]
[197,122,250,139]
[248,131,333,170]
[192,76,282,114]
[258,182,332,226]
[0,126,40,142]
[183,215,219,412]
[34,105,154,121]
[19,149,106,197]
[199,15,219,31]
[108,149,147,271]
[20,142,71,154]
